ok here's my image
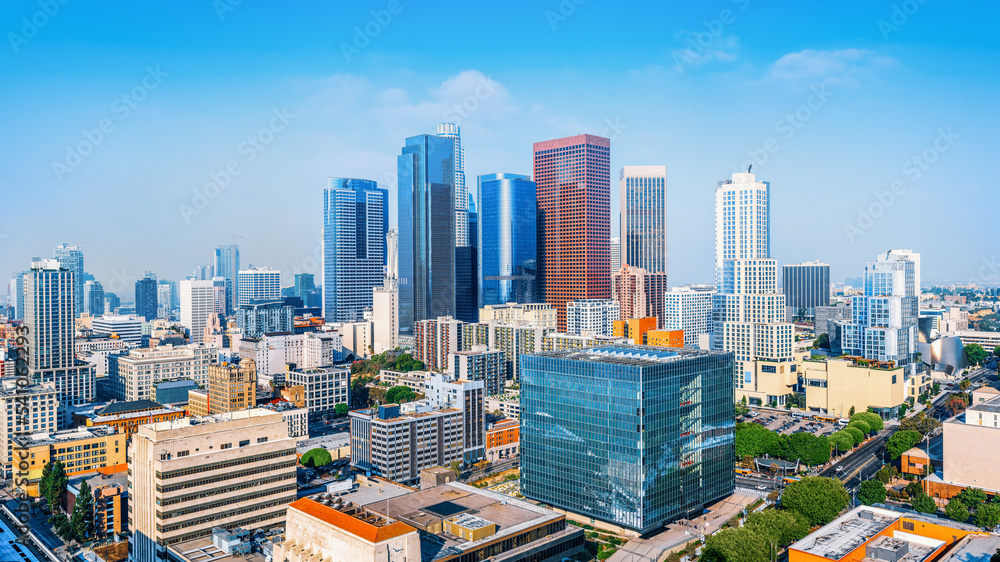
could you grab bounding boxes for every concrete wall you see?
[942,420,1000,492]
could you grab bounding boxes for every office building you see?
[712,172,793,400]
[815,302,851,338]
[486,419,519,463]
[91,314,143,345]
[237,266,280,307]
[53,243,84,315]
[414,316,464,371]
[783,261,830,320]
[156,280,174,319]
[13,425,126,497]
[236,299,294,339]
[245,331,342,387]
[451,347,506,396]
[663,285,715,348]
[534,134,611,331]
[213,244,240,314]
[129,409,297,561]
[612,265,668,327]
[0,380,58,477]
[520,346,734,534]
[84,280,105,316]
[323,178,388,323]
[75,400,185,437]
[104,292,120,315]
[23,259,94,424]
[462,321,551,382]
[610,237,620,274]
[285,366,350,419]
[455,246,479,323]
[478,303,556,328]
[260,400,309,439]
[398,133,456,337]
[842,250,921,378]
[620,165,668,275]
[189,358,257,416]
[612,317,658,345]
[565,299,619,337]
[294,272,314,301]
[108,343,218,401]
[179,279,215,344]
[135,272,159,321]
[437,123,468,247]
[646,329,685,348]
[350,404,464,485]
[478,172,538,306]
[422,373,486,462]
[372,285,398,354]
[467,198,478,248]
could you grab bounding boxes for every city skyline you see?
[3,2,997,295]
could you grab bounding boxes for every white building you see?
[262,400,310,438]
[285,366,351,419]
[179,279,215,344]
[663,285,715,348]
[0,380,59,476]
[565,299,620,337]
[610,237,621,274]
[712,172,793,400]
[372,285,399,354]
[108,343,218,401]
[620,165,668,274]
[244,331,342,387]
[420,373,485,462]
[91,314,143,345]
[237,266,280,306]
[478,303,557,329]
[437,123,468,247]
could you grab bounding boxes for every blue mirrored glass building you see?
[478,173,537,307]
[520,346,735,534]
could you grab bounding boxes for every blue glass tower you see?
[398,135,455,337]
[323,178,389,323]
[478,173,538,306]
[520,346,735,534]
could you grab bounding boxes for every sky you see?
[2,0,999,301]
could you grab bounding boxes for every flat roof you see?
[167,536,268,562]
[296,432,349,455]
[967,395,1000,415]
[528,344,724,367]
[938,534,1000,562]
[338,477,413,506]
[790,507,897,560]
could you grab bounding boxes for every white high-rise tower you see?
[437,123,468,247]
[712,171,793,404]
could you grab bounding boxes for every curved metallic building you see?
[919,335,967,376]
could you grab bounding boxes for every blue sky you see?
[2,0,998,300]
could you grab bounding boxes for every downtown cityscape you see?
[2,2,1000,562]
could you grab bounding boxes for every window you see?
[256,437,268,444]
[177,451,189,458]
[220,443,232,450]
[902,521,914,531]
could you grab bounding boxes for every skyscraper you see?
[455,246,479,323]
[135,271,158,321]
[437,123,468,247]
[620,165,668,274]
[712,172,793,402]
[842,250,920,377]
[398,134,455,337]
[610,237,621,274]
[385,228,398,283]
[104,293,120,314]
[294,273,314,300]
[782,261,831,319]
[213,244,240,314]
[533,134,611,331]
[180,279,215,344]
[53,243,84,316]
[23,259,95,425]
[237,266,280,306]
[520,346,735,534]
[10,272,26,320]
[157,280,174,319]
[83,280,105,316]
[478,173,538,306]
[323,178,388,323]
[611,265,668,327]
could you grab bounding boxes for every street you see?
[820,429,891,488]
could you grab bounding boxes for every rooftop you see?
[95,399,165,415]
[530,345,723,367]
[967,394,1000,415]
[937,533,1000,562]
[290,497,416,544]
[16,425,116,447]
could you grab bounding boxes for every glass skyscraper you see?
[437,123,468,247]
[53,243,84,316]
[478,173,537,307]
[782,261,831,318]
[213,244,239,314]
[135,271,158,321]
[620,166,668,274]
[323,178,388,323]
[398,134,455,337]
[520,346,735,534]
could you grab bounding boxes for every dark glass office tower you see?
[456,246,478,323]
[398,134,455,338]
[782,261,831,317]
[214,244,240,315]
[520,346,735,534]
[135,272,158,321]
[478,173,537,307]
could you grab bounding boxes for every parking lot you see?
[745,410,840,436]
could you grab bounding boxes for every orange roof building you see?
[274,498,420,561]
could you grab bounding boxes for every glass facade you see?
[323,178,388,323]
[782,262,831,315]
[520,346,734,534]
[398,134,455,337]
[620,166,668,274]
[213,244,240,315]
[478,173,538,307]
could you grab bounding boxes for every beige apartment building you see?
[478,303,557,328]
[800,358,908,418]
[927,386,1000,499]
[129,409,297,562]
[108,343,218,401]
[207,358,257,414]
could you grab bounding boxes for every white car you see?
[836,466,844,472]
[756,485,767,491]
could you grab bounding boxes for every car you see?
[756,485,767,490]
[836,466,844,472]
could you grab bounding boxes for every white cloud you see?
[768,48,896,87]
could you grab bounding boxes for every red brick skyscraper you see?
[533,134,611,331]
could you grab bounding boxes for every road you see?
[820,429,891,489]
[460,458,519,482]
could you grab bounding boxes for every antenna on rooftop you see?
[747,162,753,173]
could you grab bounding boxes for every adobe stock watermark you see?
[177,107,296,223]
[734,80,832,173]
[546,0,585,31]
[213,0,242,21]
[442,74,499,125]
[672,0,749,72]
[878,0,929,40]
[600,116,627,142]
[340,0,410,63]
[968,256,1000,287]
[843,127,958,243]
[8,0,70,54]
[51,65,168,182]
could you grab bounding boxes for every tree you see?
[829,431,855,454]
[898,403,909,419]
[858,480,888,506]
[781,477,850,526]
[886,430,922,460]
[735,423,781,460]
[975,502,1000,530]
[991,548,1000,562]
[384,385,417,404]
[853,412,885,432]
[900,412,940,435]
[334,403,350,416]
[960,379,971,391]
[849,405,856,417]
[957,487,988,507]
[703,527,772,562]
[449,460,461,479]
[300,448,332,468]
[843,426,865,446]
[965,343,988,366]
[48,514,73,541]
[849,420,871,435]
[350,375,371,407]
[946,499,970,523]
[875,466,897,484]
[39,461,53,509]
[995,346,1000,358]
[46,461,68,513]
[813,333,830,350]
[745,509,811,548]
[905,481,923,498]
[911,493,937,514]
[71,480,94,542]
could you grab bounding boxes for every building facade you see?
[108,343,218,401]
[237,266,280,307]
[783,261,830,319]
[53,243,84,316]
[135,272,159,321]
[236,300,294,339]
[84,280,105,316]
[478,172,538,307]
[213,244,240,315]
[91,314,143,345]
[179,279,215,344]
[414,316,464,372]
[534,134,611,331]
[285,366,350,419]
[620,165,668,275]
[612,265,668,327]
[0,380,58,477]
[14,426,126,497]
[478,303,556,328]
[520,346,735,534]
[437,123,468,248]
[451,347,506,396]
[565,299,620,337]
[663,285,715,348]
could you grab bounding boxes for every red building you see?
[533,134,611,331]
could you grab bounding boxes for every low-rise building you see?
[646,329,685,348]
[67,466,128,538]
[153,379,200,406]
[285,366,350,419]
[485,419,519,463]
[478,303,557,329]
[13,425,127,497]
[91,315,144,345]
[485,392,520,419]
[541,332,628,352]
[261,399,309,439]
[108,343,218,402]
[926,386,1000,499]
[74,399,185,437]
[377,369,428,393]
[900,447,931,477]
[800,357,927,418]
